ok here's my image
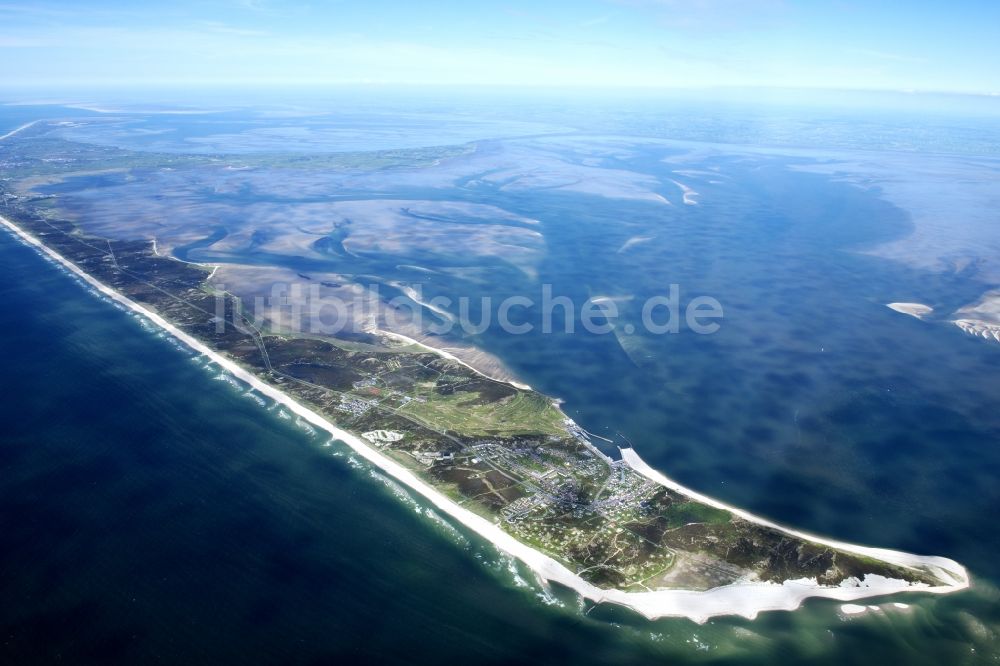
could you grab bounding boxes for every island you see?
[0,120,969,623]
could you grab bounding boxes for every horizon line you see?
[1,81,998,100]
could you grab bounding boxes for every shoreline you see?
[0,213,970,623]
[372,327,533,391]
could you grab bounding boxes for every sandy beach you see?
[0,213,971,622]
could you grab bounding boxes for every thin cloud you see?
[0,35,52,47]
[0,2,78,18]
[612,0,788,31]
[199,21,269,37]
[849,48,926,64]
[580,14,613,28]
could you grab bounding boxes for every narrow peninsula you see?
[0,121,969,623]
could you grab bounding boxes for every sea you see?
[1,90,999,664]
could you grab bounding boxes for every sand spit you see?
[391,281,457,323]
[372,327,532,391]
[0,213,971,623]
[953,291,1000,344]
[887,302,934,319]
[954,319,1000,343]
[617,235,654,253]
[669,179,700,205]
[622,449,967,586]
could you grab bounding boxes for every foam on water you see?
[294,418,317,437]
[840,603,868,616]
[369,469,422,514]
[213,373,243,391]
[242,391,267,408]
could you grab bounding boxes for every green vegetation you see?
[663,502,732,528]
[399,385,566,437]
[0,128,469,181]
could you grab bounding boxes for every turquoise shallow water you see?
[2,99,1000,663]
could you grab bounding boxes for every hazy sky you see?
[1,0,998,94]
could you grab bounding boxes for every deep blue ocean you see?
[2,95,1000,663]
